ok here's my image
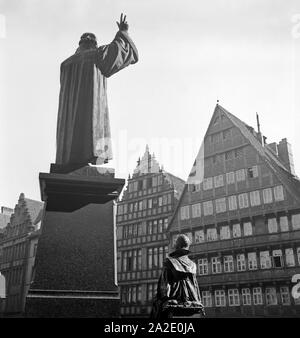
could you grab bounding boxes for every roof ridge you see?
[218,105,300,203]
[24,197,43,204]
[163,171,185,184]
[23,197,44,225]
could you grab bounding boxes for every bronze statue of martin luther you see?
[54,14,138,172]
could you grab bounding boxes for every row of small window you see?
[122,223,142,239]
[122,218,169,239]
[127,175,164,193]
[1,267,23,287]
[120,283,158,305]
[173,222,253,246]
[1,243,27,263]
[120,249,142,273]
[175,214,300,245]
[205,147,246,167]
[148,246,169,270]
[121,285,299,308]
[197,248,300,275]
[120,285,143,304]
[118,194,172,215]
[119,247,169,273]
[119,246,169,273]
[209,127,232,144]
[147,218,168,235]
[202,286,299,307]
[189,166,259,192]
[180,185,285,219]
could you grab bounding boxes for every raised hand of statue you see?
[117,13,129,32]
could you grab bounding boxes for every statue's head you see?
[78,32,98,49]
[175,234,191,250]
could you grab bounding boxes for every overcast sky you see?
[0,0,300,208]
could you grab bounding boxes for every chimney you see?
[266,142,278,156]
[277,138,295,175]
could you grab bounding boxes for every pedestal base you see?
[25,291,120,318]
[25,166,124,318]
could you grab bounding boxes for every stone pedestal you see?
[25,166,124,317]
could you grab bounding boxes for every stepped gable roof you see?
[8,193,44,229]
[134,146,185,194]
[133,145,161,176]
[122,145,185,202]
[0,194,44,236]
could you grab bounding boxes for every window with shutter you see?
[285,248,295,267]
[263,188,273,203]
[248,252,257,270]
[268,218,278,233]
[195,230,205,243]
[260,251,272,269]
[192,203,201,218]
[207,228,217,241]
[291,214,300,230]
[228,195,237,210]
[279,216,289,232]
[203,201,213,216]
[243,222,252,236]
[220,226,230,240]
[226,172,235,184]
[236,169,246,181]
[274,185,284,201]
[215,198,226,213]
[250,190,261,206]
[232,224,241,238]
[238,193,249,208]
[266,287,278,305]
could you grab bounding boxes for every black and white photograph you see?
[0,0,300,328]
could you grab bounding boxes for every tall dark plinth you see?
[25,166,125,317]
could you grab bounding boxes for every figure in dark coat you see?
[55,14,138,169]
[151,234,205,319]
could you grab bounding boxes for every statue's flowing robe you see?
[151,249,204,319]
[55,31,138,166]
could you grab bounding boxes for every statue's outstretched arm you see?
[97,14,138,78]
